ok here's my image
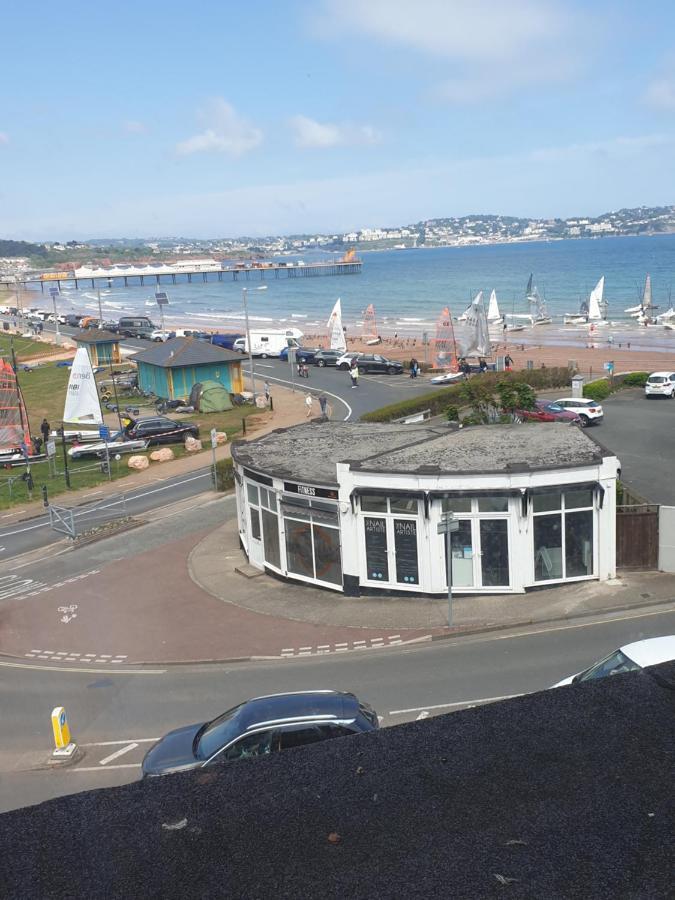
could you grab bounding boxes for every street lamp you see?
[241,285,268,398]
[49,287,61,345]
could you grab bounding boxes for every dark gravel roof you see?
[2,663,673,899]
[233,421,608,484]
[131,337,241,368]
[72,329,120,343]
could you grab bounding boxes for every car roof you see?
[619,635,675,667]
[555,397,596,404]
[648,371,675,377]
[238,691,357,730]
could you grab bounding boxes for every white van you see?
[233,329,302,358]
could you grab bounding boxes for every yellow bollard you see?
[51,706,77,757]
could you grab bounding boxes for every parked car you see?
[644,372,675,398]
[352,354,404,375]
[336,352,364,370]
[279,346,320,363]
[124,416,199,445]
[553,397,604,426]
[552,635,675,687]
[142,690,379,777]
[80,316,100,329]
[313,349,344,367]
[117,316,157,339]
[63,314,83,328]
[514,400,581,424]
[151,329,174,342]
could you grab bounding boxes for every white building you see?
[232,422,619,597]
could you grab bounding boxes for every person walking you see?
[350,361,359,388]
[318,394,328,418]
[305,393,313,418]
[40,418,51,445]
[504,353,513,371]
[264,381,271,404]
[409,357,419,378]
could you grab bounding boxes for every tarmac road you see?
[2,601,674,813]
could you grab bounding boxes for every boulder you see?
[184,436,202,453]
[127,455,149,470]
[150,447,175,462]
[215,431,228,445]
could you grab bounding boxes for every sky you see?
[2,0,675,240]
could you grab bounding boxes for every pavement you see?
[3,495,675,667]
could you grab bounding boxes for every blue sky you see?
[2,0,675,240]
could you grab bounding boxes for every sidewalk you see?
[0,382,308,526]
[190,519,675,633]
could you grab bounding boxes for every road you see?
[2,601,673,812]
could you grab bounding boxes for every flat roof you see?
[232,421,610,485]
[131,336,241,368]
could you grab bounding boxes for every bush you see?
[214,457,235,491]
[445,405,459,421]
[361,367,570,422]
[582,379,612,402]
[621,371,649,387]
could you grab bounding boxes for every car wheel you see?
[317,359,326,367]
[358,367,365,375]
[339,363,348,370]
[261,353,268,359]
[579,414,589,427]
[387,366,397,375]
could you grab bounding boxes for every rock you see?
[184,436,202,452]
[127,455,149,470]
[215,431,228,445]
[150,447,175,462]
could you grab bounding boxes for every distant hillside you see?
[0,239,47,258]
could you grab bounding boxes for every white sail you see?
[463,292,491,356]
[487,289,502,323]
[643,274,652,311]
[587,276,605,321]
[63,347,103,425]
[327,298,347,352]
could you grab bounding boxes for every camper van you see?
[233,329,302,358]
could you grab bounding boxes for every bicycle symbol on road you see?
[58,604,78,624]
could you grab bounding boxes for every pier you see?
[0,259,362,293]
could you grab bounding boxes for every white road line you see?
[83,738,160,747]
[99,742,139,766]
[389,693,523,716]
[416,711,430,720]
[0,659,165,674]
[72,763,140,772]
[258,373,352,421]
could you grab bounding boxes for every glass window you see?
[318,724,355,738]
[285,519,314,579]
[221,729,275,761]
[250,507,261,541]
[312,524,342,586]
[477,496,509,513]
[565,510,594,577]
[576,649,640,683]
[364,516,389,581]
[533,491,561,513]
[565,489,593,509]
[533,514,563,580]
[441,497,472,513]
[446,520,474,588]
[394,518,418,584]
[361,494,387,513]
[262,509,281,569]
[390,497,418,514]
[278,725,325,750]
[247,482,259,505]
[197,703,246,759]
[479,519,510,586]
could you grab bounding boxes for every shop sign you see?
[283,482,338,500]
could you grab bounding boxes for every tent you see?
[194,380,233,413]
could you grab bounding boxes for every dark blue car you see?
[279,346,319,363]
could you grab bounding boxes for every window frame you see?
[532,488,595,584]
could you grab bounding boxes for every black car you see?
[63,314,83,328]
[142,690,379,777]
[125,416,199,445]
[313,349,344,367]
[354,354,403,375]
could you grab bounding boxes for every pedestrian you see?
[350,361,359,388]
[264,381,271,403]
[319,394,328,417]
[305,393,313,418]
[40,418,51,444]
[504,353,513,371]
[479,358,488,373]
[409,357,418,378]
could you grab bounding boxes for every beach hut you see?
[131,337,244,401]
[73,329,122,366]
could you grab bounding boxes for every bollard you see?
[242,417,247,435]
[42,485,49,507]
[269,396,274,412]
[51,706,77,758]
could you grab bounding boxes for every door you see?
[363,516,420,587]
[479,520,510,587]
[246,482,264,568]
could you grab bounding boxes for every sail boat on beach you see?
[361,303,381,345]
[564,276,607,325]
[526,276,552,325]
[487,289,503,325]
[0,358,35,462]
[326,299,347,353]
[463,293,492,358]
[626,274,658,326]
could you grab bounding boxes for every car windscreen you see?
[575,649,640,682]
[648,376,666,383]
[196,703,246,759]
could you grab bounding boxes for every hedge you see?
[361,367,571,422]
[620,371,649,387]
[214,457,235,491]
[582,379,613,402]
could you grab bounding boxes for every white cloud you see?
[123,120,148,134]
[176,99,263,157]
[311,0,586,102]
[0,132,9,145]
[644,77,675,111]
[289,115,381,148]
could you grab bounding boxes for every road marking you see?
[416,711,430,720]
[257,373,352,421]
[0,659,166,674]
[72,763,141,772]
[99,742,139,766]
[83,738,160,747]
[390,693,523,716]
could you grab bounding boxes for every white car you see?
[644,371,675,398]
[151,329,174,342]
[336,352,364,370]
[553,635,675,687]
[553,398,603,426]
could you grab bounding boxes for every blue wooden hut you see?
[131,337,243,400]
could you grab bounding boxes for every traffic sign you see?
[49,287,59,298]
[99,425,111,440]
[437,520,460,534]
[210,427,218,449]
[46,439,56,458]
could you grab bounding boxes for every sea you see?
[27,234,675,352]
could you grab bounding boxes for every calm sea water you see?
[35,234,675,350]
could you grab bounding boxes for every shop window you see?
[533,489,594,583]
[250,507,261,541]
[364,516,389,581]
[285,520,314,579]
[284,515,342,586]
[441,497,472,514]
[565,510,594,577]
[479,520,510,586]
[565,489,593,510]
[477,496,509,513]
[312,524,342,585]
[534,514,563,580]
[390,497,418,515]
[247,483,259,505]
[361,495,388,513]
[262,509,280,569]
[533,491,561,513]
[446,521,474,587]
[394,519,418,584]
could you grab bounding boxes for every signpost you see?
[46,438,56,477]
[288,344,296,393]
[155,291,169,332]
[99,424,111,480]
[210,427,218,487]
[49,287,61,345]
[437,511,460,626]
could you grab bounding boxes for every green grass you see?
[0,333,59,361]
[0,454,133,510]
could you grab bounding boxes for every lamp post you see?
[241,285,267,398]
[49,287,61,345]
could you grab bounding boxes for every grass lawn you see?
[0,332,63,361]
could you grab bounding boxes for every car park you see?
[142,690,379,777]
[313,349,344,367]
[553,397,604,426]
[552,635,675,687]
[644,371,675,398]
[124,416,199,445]
[353,354,404,375]
[514,400,581,424]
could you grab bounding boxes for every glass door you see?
[479,520,510,587]
[393,519,419,585]
[445,520,475,588]
[364,516,389,582]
